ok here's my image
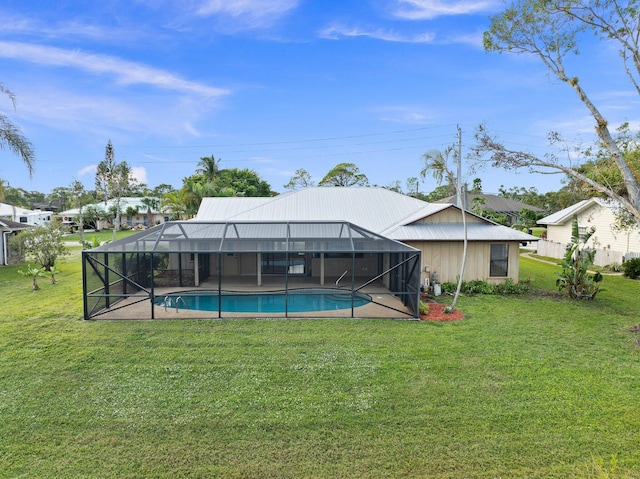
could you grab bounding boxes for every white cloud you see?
[0,14,146,43]
[130,166,148,184]
[0,41,229,98]
[319,24,435,43]
[393,0,501,20]
[78,165,97,178]
[17,85,215,139]
[193,0,300,28]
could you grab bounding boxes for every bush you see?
[622,258,640,279]
[440,279,529,296]
[604,262,622,273]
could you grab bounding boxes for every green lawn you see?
[62,229,139,245]
[1,253,639,478]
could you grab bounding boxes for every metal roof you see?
[197,187,454,233]
[388,222,538,242]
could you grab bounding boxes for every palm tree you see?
[421,146,467,313]
[196,155,221,183]
[1,84,35,176]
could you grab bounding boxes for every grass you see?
[61,229,138,244]
[1,253,640,477]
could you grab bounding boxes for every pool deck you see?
[88,276,417,320]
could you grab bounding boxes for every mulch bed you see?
[420,302,464,322]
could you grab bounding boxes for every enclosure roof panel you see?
[88,220,419,254]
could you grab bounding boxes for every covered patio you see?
[82,220,421,320]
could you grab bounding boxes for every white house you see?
[0,219,34,265]
[0,202,53,226]
[59,197,165,230]
[195,187,537,286]
[537,198,640,265]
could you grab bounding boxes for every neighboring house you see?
[0,219,33,265]
[0,202,53,226]
[537,198,640,266]
[59,197,165,230]
[195,187,537,285]
[436,193,547,225]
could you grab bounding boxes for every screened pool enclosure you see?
[82,221,421,320]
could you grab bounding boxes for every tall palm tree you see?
[1,84,35,176]
[421,146,467,312]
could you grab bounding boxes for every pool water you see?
[155,290,371,313]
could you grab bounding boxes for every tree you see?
[319,163,369,187]
[47,186,71,211]
[161,191,189,220]
[82,204,104,230]
[470,178,483,194]
[18,264,45,291]
[421,146,467,312]
[196,154,221,183]
[556,216,603,299]
[151,183,176,198]
[0,83,35,176]
[68,179,89,244]
[470,197,510,225]
[284,168,315,190]
[477,0,640,224]
[95,140,137,241]
[10,221,69,271]
[141,196,160,225]
[95,140,115,204]
[214,168,271,197]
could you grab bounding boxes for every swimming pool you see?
[155,289,371,313]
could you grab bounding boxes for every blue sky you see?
[0,0,636,196]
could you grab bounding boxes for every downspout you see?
[2,231,9,265]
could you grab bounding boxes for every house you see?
[537,198,640,266]
[0,219,33,265]
[59,197,165,230]
[81,187,537,320]
[0,202,53,226]
[436,193,547,225]
[195,187,537,286]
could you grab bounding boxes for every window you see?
[261,253,306,275]
[490,244,509,277]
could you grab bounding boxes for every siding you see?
[545,202,640,256]
[406,240,522,285]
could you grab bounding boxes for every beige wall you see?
[415,208,484,224]
[406,240,522,285]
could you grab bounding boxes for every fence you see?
[535,240,638,266]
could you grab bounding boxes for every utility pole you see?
[456,125,462,208]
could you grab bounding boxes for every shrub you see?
[440,279,528,296]
[622,258,640,279]
[555,217,602,300]
[604,262,622,273]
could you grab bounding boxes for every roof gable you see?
[537,199,613,225]
[195,187,449,233]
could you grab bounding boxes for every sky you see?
[0,0,637,197]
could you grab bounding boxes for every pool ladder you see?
[163,295,188,312]
[335,270,348,288]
